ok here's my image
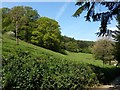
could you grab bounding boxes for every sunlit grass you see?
[65,51,112,67]
[3,34,113,68]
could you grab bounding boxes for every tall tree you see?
[114,15,120,66]
[92,38,114,65]
[8,6,39,44]
[73,2,120,36]
[19,6,39,42]
[10,6,25,45]
[31,17,61,52]
[2,8,13,33]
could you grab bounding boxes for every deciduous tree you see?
[10,6,25,45]
[31,17,61,52]
[92,38,114,65]
[3,6,40,44]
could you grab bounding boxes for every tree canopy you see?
[2,6,40,43]
[61,35,94,53]
[2,6,63,53]
[92,38,114,65]
[73,2,120,36]
[31,17,61,52]
[113,14,120,66]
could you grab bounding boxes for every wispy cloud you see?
[2,0,76,2]
[108,27,118,31]
[55,2,71,20]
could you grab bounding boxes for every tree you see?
[61,36,80,52]
[92,38,114,65]
[65,41,79,52]
[61,35,94,53]
[18,6,39,42]
[113,15,120,66]
[31,17,61,52]
[73,2,120,36]
[4,6,40,44]
[2,8,13,33]
[10,6,25,45]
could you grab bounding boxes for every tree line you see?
[73,2,120,66]
[2,6,94,54]
[2,4,120,66]
[61,36,94,53]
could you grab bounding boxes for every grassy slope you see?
[66,52,107,67]
[2,35,120,87]
[3,34,65,59]
[2,34,111,67]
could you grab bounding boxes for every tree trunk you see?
[16,21,19,45]
[103,60,104,67]
[116,61,120,67]
[109,60,111,65]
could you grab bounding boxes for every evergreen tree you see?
[73,2,120,36]
[114,15,120,66]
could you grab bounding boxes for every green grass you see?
[66,52,107,67]
[2,34,112,68]
[3,34,65,59]
[3,34,120,89]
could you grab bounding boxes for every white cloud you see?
[108,27,118,31]
[55,2,70,20]
[2,0,76,2]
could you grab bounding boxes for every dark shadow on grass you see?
[88,64,120,85]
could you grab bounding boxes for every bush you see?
[92,39,114,65]
[2,51,99,89]
[5,31,15,37]
[89,64,120,84]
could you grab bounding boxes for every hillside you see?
[2,34,120,89]
[3,34,65,59]
[3,34,105,67]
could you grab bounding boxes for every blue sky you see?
[2,2,117,41]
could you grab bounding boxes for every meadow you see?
[3,34,109,67]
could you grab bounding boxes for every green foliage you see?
[73,2,120,36]
[90,65,120,84]
[3,34,120,89]
[92,39,114,65]
[113,15,120,66]
[61,36,79,52]
[2,51,42,89]
[2,6,94,53]
[2,50,100,89]
[65,41,79,52]
[61,35,94,53]
[77,40,94,54]
[2,7,12,33]
[31,17,61,52]
[66,51,105,67]
[2,6,39,42]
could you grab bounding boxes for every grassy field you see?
[2,34,111,68]
[3,34,120,89]
[2,34,65,59]
[66,52,111,67]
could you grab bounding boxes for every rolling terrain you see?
[2,34,120,89]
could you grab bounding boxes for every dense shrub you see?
[2,51,99,89]
[89,64,120,84]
